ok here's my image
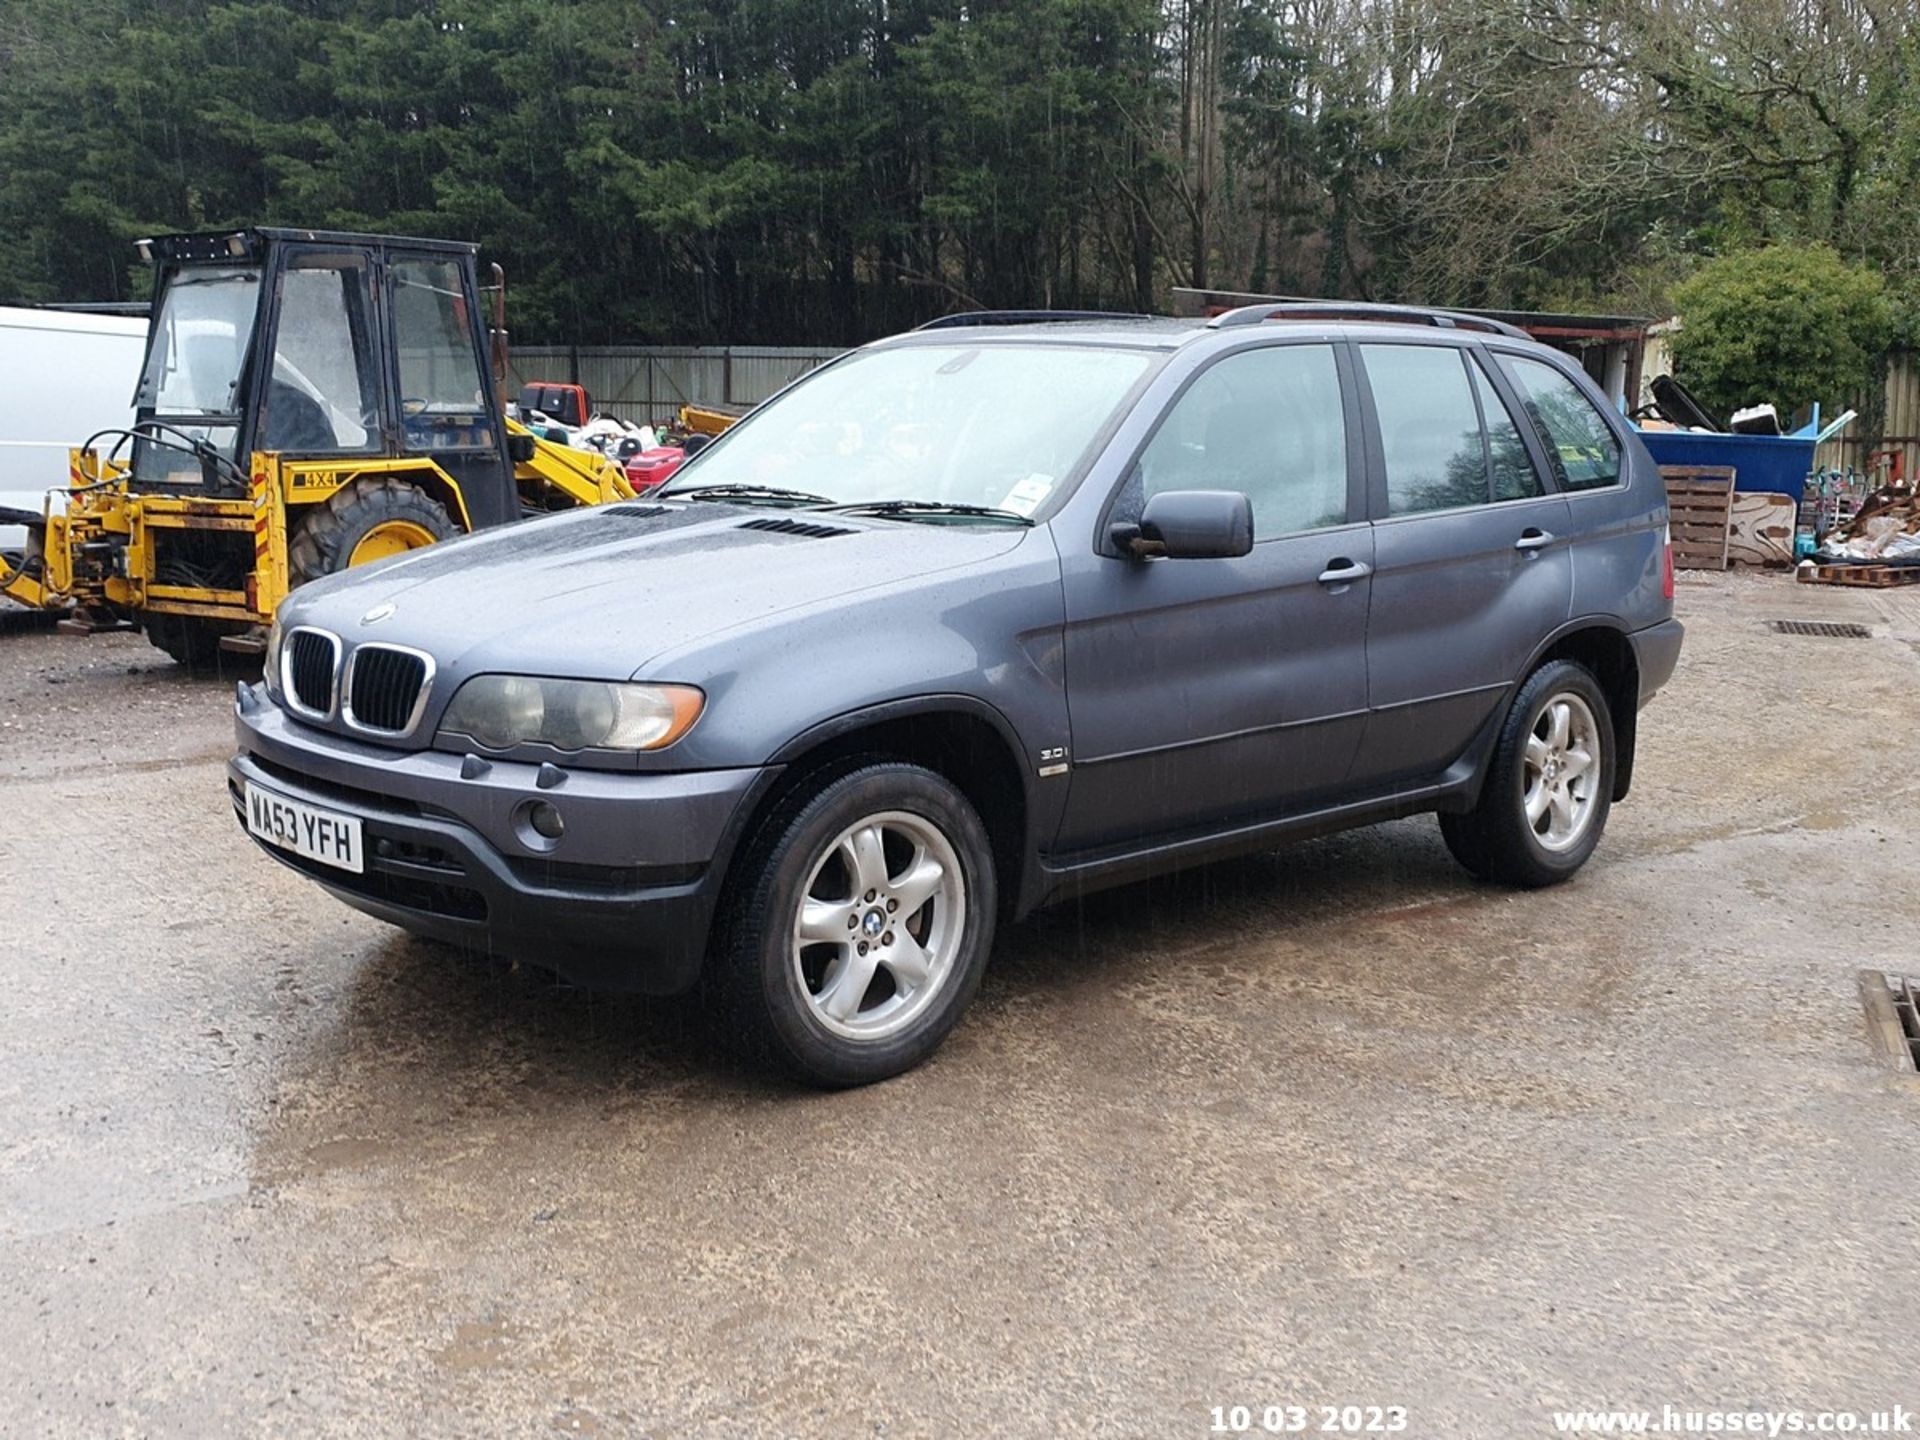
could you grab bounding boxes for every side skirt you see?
[1022,699,1514,915]
[1029,764,1476,911]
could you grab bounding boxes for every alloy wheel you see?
[791,810,966,1041]
[1523,692,1602,853]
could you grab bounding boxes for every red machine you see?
[621,408,733,493]
[518,381,592,428]
[624,446,689,494]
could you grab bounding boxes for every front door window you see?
[260,256,379,454]
[1135,344,1349,537]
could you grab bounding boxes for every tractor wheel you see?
[144,613,246,671]
[288,477,458,586]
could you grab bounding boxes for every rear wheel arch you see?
[379,464,473,533]
[1440,657,1616,887]
[1529,622,1641,801]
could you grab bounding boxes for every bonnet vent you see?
[737,517,856,540]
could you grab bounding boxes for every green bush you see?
[1670,243,1891,424]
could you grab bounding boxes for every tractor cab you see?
[130,228,518,527]
[0,227,628,666]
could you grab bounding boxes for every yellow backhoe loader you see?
[0,227,632,664]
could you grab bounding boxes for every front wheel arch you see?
[757,698,1035,920]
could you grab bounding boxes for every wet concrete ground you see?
[1,572,1916,1437]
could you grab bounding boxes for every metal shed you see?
[1170,288,1655,412]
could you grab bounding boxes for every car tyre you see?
[712,761,997,1088]
[1439,658,1614,888]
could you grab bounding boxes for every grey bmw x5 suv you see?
[231,302,1683,1086]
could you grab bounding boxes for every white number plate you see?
[244,781,364,874]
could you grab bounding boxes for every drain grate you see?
[1771,620,1872,638]
[1861,971,1920,1072]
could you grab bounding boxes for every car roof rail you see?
[1206,300,1530,340]
[916,309,1154,331]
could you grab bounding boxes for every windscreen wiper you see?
[822,499,1032,525]
[668,483,835,507]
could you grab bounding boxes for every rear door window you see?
[1501,355,1622,491]
[1359,344,1489,516]
[1470,361,1543,503]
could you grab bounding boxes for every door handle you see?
[1316,558,1373,585]
[1515,528,1554,552]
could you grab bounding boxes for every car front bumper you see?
[229,687,774,993]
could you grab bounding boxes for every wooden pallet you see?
[1796,562,1920,588]
[1660,465,1735,570]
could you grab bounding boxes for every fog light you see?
[527,801,565,841]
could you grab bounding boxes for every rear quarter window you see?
[1500,355,1622,491]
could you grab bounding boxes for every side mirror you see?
[506,431,537,464]
[1111,490,1253,559]
[680,433,713,457]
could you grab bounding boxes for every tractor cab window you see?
[139,266,260,418]
[133,265,261,485]
[393,259,493,451]
[261,256,379,454]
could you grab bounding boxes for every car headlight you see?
[262,615,285,700]
[438,676,704,753]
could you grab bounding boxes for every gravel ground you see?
[0,572,1916,1438]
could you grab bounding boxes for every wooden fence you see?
[1816,351,1920,481]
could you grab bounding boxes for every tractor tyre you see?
[144,613,246,671]
[288,477,459,586]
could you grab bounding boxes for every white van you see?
[0,306,148,551]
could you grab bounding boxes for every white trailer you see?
[0,306,148,551]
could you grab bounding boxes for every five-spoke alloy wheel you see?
[715,761,996,1087]
[1523,692,1602,854]
[793,811,967,1040]
[1439,658,1615,888]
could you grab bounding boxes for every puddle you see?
[434,1317,515,1373]
[300,1137,403,1174]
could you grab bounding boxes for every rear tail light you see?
[1661,523,1675,600]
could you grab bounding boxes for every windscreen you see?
[138,266,262,416]
[662,343,1155,517]
[129,265,263,486]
